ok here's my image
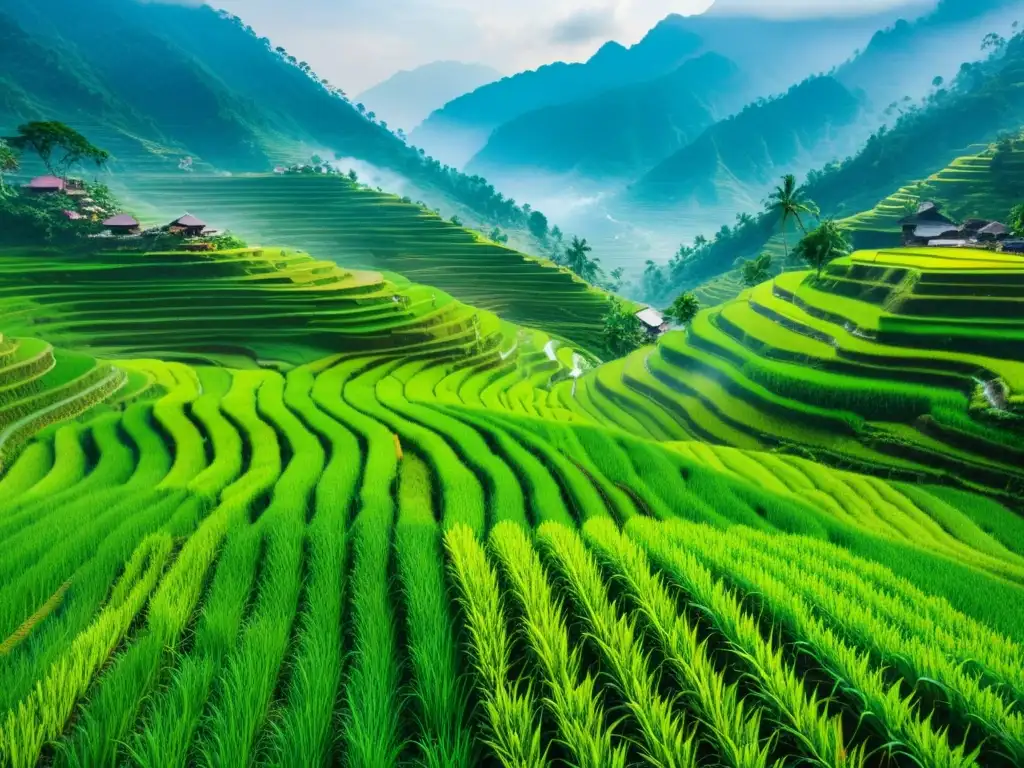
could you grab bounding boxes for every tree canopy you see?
[794,219,851,278]
[741,252,773,287]
[602,301,647,358]
[0,139,18,192]
[563,236,602,284]
[664,292,700,326]
[7,122,109,179]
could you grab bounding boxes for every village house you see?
[25,175,66,194]
[102,214,141,235]
[635,307,669,339]
[168,213,208,238]
[1002,240,1024,255]
[899,202,1010,248]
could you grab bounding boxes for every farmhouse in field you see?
[1003,239,1024,254]
[102,214,141,235]
[635,307,669,338]
[25,175,66,194]
[168,213,208,237]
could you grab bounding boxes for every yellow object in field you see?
[393,433,403,461]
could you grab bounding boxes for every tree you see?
[607,267,625,293]
[602,301,647,358]
[564,236,593,278]
[528,210,549,239]
[741,252,773,287]
[932,75,944,88]
[765,173,819,260]
[356,103,366,115]
[0,139,19,193]
[982,33,1006,53]
[664,292,700,326]
[1008,203,1024,235]
[7,122,108,181]
[794,219,851,278]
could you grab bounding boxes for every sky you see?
[201,0,933,93]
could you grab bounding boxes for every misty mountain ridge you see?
[356,61,502,134]
[464,53,744,183]
[410,3,925,169]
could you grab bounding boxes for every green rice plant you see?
[8,423,87,505]
[0,533,173,768]
[581,519,775,768]
[396,456,474,767]
[0,490,191,714]
[0,442,52,505]
[432,403,574,527]
[326,358,404,768]
[489,521,627,768]
[597,517,861,767]
[643,518,982,768]
[682,523,1024,763]
[185,368,242,500]
[728,526,1024,705]
[151,363,207,489]
[444,523,545,768]
[536,521,697,768]
[264,366,358,766]
[195,373,316,767]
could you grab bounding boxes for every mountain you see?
[628,76,864,210]
[356,61,502,133]
[837,0,1023,104]
[464,53,742,182]
[0,0,546,233]
[411,4,923,169]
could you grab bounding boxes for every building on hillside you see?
[899,201,957,245]
[168,213,207,237]
[975,221,1009,242]
[1002,240,1024,255]
[635,307,669,338]
[102,214,141,235]
[25,175,66,194]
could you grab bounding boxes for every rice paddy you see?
[1,240,1023,768]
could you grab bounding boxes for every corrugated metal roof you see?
[635,307,665,328]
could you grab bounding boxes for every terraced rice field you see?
[568,247,1024,502]
[118,173,615,355]
[841,141,1024,242]
[2,242,1024,768]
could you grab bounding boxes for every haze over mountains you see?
[356,61,503,134]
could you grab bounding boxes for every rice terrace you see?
[2,1,1024,767]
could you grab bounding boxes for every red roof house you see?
[102,214,141,234]
[26,175,67,193]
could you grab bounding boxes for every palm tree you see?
[564,236,593,278]
[765,174,819,260]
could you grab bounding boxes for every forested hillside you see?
[0,0,543,233]
[465,53,741,181]
[629,76,864,209]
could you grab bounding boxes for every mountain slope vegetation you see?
[629,76,865,210]
[466,53,742,181]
